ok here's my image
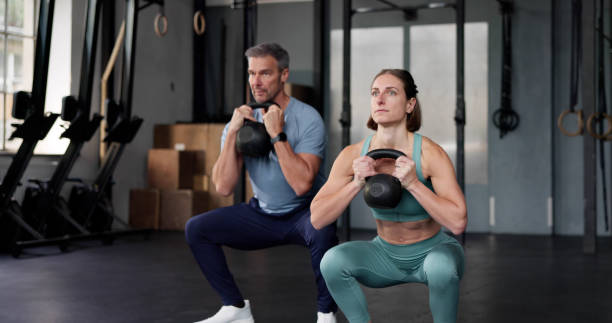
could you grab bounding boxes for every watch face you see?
[272,132,287,144]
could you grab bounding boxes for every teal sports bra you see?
[360,133,434,222]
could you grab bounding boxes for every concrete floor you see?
[0,230,611,323]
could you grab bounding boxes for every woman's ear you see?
[405,97,416,114]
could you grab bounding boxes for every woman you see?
[311,69,466,323]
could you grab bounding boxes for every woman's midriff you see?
[376,218,441,245]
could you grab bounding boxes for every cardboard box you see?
[194,174,209,191]
[129,188,160,229]
[147,149,205,189]
[159,189,209,231]
[153,123,225,176]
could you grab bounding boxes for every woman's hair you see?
[367,69,421,132]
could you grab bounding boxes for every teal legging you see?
[320,230,464,323]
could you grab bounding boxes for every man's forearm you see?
[273,141,318,196]
[212,131,241,196]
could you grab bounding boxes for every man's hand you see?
[262,104,284,138]
[228,105,255,134]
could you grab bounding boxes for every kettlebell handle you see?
[366,149,406,160]
[248,101,279,112]
[243,119,258,126]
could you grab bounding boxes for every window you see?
[409,23,489,185]
[1,0,71,154]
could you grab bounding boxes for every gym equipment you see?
[67,0,161,234]
[236,120,271,157]
[10,0,163,256]
[492,0,520,138]
[0,0,59,254]
[558,0,584,137]
[19,0,105,241]
[154,6,168,37]
[363,149,405,209]
[193,10,206,35]
[235,101,278,157]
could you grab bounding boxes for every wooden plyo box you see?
[129,188,160,230]
[153,123,225,176]
[159,189,210,231]
[147,149,205,190]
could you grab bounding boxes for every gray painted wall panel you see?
[1,0,608,236]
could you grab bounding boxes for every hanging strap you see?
[492,0,520,138]
[570,0,581,112]
[558,0,585,137]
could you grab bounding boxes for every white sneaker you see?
[194,300,255,323]
[317,312,336,323]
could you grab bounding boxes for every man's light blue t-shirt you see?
[221,97,327,214]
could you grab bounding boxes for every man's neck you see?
[272,92,291,111]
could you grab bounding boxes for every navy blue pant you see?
[185,198,338,313]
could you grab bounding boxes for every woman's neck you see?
[373,125,412,150]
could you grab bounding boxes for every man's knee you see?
[184,212,214,245]
[184,215,201,245]
[308,221,338,249]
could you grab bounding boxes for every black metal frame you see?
[0,0,58,246]
[582,0,597,254]
[12,0,164,256]
[341,0,465,241]
[18,0,107,240]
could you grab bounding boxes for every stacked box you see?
[129,189,160,229]
[159,190,209,231]
[147,149,204,189]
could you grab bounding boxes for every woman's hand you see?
[393,155,419,189]
[352,156,376,187]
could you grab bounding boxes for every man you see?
[185,42,338,323]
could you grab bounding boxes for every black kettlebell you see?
[363,149,406,209]
[235,101,278,157]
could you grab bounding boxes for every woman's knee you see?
[423,245,463,286]
[320,246,350,280]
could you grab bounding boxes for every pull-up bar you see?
[353,1,454,16]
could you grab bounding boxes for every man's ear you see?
[281,68,289,83]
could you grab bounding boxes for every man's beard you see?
[252,83,281,103]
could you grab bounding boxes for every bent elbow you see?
[294,181,314,197]
[310,213,324,230]
[310,203,324,230]
[450,213,468,236]
[214,183,233,197]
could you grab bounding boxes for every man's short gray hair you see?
[245,42,290,70]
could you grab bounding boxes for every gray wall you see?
[327,0,608,236]
[68,0,194,223]
[3,0,611,237]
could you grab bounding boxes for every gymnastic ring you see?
[154,13,168,37]
[586,112,612,139]
[193,10,206,35]
[557,109,583,137]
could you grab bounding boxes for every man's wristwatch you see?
[270,132,287,144]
